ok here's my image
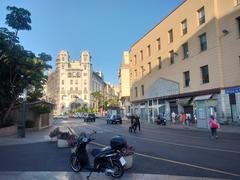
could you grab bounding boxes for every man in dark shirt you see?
[130,114,134,125]
[134,114,141,132]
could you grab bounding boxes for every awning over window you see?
[159,104,165,107]
[194,94,212,101]
[177,97,192,105]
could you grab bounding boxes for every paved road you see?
[0,118,240,180]
[65,118,240,179]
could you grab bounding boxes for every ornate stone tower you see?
[56,50,70,114]
[80,51,92,107]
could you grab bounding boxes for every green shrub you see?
[0,116,15,128]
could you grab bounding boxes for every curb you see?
[0,171,228,180]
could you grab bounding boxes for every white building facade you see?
[46,50,105,115]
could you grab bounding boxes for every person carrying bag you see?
[208,115,219,139]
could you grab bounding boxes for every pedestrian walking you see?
[134,114,141,132]
[129,118,137,133]
[130,114,134,125]
[181,112,186,125]
[186,112,191,126]
[171,111,176,124]
[209,115,219,139]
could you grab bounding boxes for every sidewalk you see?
[0,126,54,146]
[0,171,227,180]
[140,120,240,134]
[166,122,240,134]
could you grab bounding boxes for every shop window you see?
[149,100,152,106]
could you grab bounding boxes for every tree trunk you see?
[2,99,16,123]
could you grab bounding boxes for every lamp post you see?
[18,88,27,138]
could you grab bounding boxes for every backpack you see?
[211,120,218,128]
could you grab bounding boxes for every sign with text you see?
[225,87,240,94]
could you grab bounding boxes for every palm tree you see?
[91,91,103,112]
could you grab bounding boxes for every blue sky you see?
[0,0,183,84]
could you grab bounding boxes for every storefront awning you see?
[177,97,192,105]
[194,94,212,101]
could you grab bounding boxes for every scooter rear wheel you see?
[70,153,82,172]
[109,161,124,178]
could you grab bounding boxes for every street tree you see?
[0,7,51,127]
[91,91,103,112]
[5,6,31,36]
[107,97,120,108]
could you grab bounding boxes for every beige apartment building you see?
[129,0,240,128]
[46,50,105,115]
[104,83,119,101]
[119,51,131,116]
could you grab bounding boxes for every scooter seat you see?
[91,146,113,157]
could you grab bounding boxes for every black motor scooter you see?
[156,114,167,126]
[70,131,127,179]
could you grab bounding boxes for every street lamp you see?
[18,88,27,138]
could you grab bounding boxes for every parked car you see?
[107,115,122,124]
[84,113,96,122]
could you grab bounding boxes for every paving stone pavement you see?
[0,171,228,180]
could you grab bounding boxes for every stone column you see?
[217,90,231,123]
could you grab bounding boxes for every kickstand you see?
[86,171,93,179]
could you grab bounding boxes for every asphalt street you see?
[0,118,240,180]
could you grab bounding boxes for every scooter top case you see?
[91,146,114,157]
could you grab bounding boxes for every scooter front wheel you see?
[70,153,82,172]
